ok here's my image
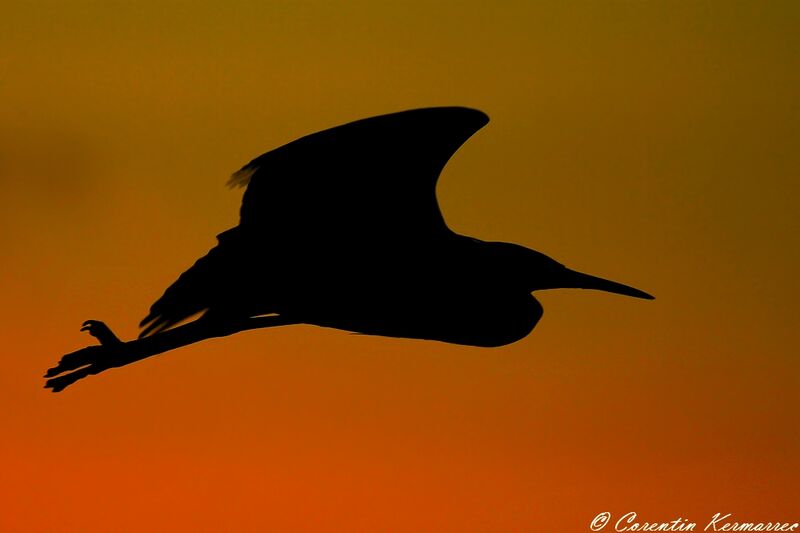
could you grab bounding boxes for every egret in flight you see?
[45,107,652,392]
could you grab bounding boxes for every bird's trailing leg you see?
[44,315,295,392]
[42,320,124,392]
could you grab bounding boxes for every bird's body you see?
[46,106,653,391]
[153,225,543,347]
[277,238,546,348]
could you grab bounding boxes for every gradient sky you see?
[1,1,798,531]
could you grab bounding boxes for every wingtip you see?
[466,107,489,125]
[439,106,490,127]
[385,106,489,129]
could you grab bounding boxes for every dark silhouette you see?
[44,107,653,392]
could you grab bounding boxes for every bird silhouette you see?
[45,106,653,392]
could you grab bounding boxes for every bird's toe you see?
[44,345,106,378]
[80,320,122,346]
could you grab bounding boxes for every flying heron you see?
[45,106,653,392]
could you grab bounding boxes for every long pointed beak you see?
[562,269,655,300]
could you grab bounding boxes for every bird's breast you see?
[295,286,542,348]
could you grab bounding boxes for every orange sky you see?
[1,1,798,531]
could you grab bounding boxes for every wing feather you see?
[139,107,488,336]
[139,230,240,337]
[232,107,488,246]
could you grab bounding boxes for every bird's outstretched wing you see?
[230,106,489,247]
[139,107,488,337]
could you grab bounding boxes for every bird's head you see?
[490,242,654,300]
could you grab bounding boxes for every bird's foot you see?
[44,320,125,392]
[80,319,122,346]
